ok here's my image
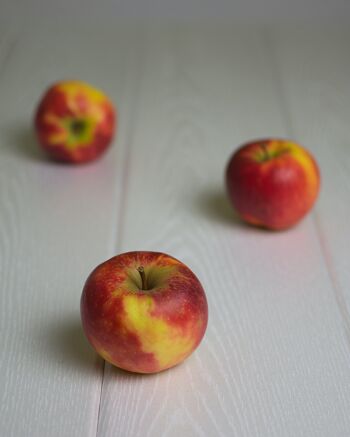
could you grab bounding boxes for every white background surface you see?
[0,20,350,437]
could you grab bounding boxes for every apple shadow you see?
[106,357,185,380]
[107,364,160,379]
[4,123,110,167]
[48,318,151,379]
[3,123,49,162]
[197,188,280,233]
[46,319,103,375]
[196,188,243,227]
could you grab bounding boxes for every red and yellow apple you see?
[81,251,208,373]
[226,139,320,230]
[34,80,116,164]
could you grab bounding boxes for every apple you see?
[226,139,320,230]
[81,251,208,373]
[34,80,116,164]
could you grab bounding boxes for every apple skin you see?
[226,139,320,230]
[81,251,208,374]
[34,80,116,164]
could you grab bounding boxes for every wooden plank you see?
[270,23,350,366]
[269,26,350,282]
[0,27,141,436]
[97,26,350,436]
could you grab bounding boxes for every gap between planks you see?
[94,31,147,437]
[264,26,350,355]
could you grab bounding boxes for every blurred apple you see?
[34,80,116,163]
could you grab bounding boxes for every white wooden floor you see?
[1,24,350,437]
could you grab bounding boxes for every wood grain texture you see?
[0,27,140,436]
[1,25,350,437]
[270,26,350,343]
[96,26,350,437]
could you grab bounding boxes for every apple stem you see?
[137,266,147,290]
[261,143,270,161]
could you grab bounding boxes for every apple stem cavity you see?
[137,266,147,290]
[71,119,86,136]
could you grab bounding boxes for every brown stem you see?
[260,142,270,161]
[137,266,147,290]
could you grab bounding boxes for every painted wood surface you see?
[0,25,349,437]
[0,27,140,437]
